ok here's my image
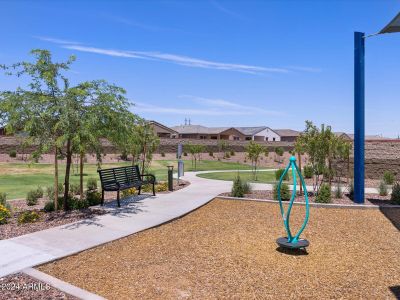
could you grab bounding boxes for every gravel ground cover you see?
[220,190,397,206]
[0,272,77,300]
[38,199,400,299]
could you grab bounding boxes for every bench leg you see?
[152,182,156,196]
[101,190,104,206]
[117,190,120,207]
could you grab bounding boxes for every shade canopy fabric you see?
[380,12,400,34]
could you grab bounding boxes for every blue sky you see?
[1,1,400,136]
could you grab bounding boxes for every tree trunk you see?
[54,145,59,211]
[80,151,84,199]
[63,138,72,210]
[298,152,303,194]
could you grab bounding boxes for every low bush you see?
[0,204,11,224]
[86,190,102,206]
[0,193,11,211]
[224,152,230,159]
[121,187,137,198]
[232,175,245,197]
[26,190,39,206]
[43,201,55,212]
[316,183,331,203]
[18,211,40,224]
[87,178,97,191]
[69,183,80,195]
[390,182,400,204]
[383,171,395,185]
[34,187,44,199]
[46,183,64,201]
[303,165,313,179]
[230,150,235,156]
[379,181,388,196]
[68,197,89,210]
[9,149,17,158]
[155,182,168,192]
[348,180,354,200]
[273,183,290,201]
[334,183,343,199]
[275,168,288,181]
[161,152,165,157]
[183,152,188,156]
[209,151,213,157]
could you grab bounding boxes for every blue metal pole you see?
[354,32,365,204]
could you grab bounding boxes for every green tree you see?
[0,49,75,210]
[245,141,266,180]
[185,143,206,170]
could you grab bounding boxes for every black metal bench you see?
[98,165,156,207]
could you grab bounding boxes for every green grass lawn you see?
[197,170,286,184]
[0,160,252,200]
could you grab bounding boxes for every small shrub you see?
[68,197,89,210]
[316,183,331,203]
[273,183,290,201]
[34,187,44,199]
[224,152,230,159]
[87,178,97,191]
[242,181,251,194]
[390,182,400,204]
[86,190,102,206]
[9,149,17,158]
[156,182,168,192]
[334,183,343,199]
[26,190,39,206]
[231,175,245,197]
[0,204,11,224]
[44,201,55,212]
[46,183,64,201]
[383,171,395,185]
[69,183,80,195]
[230,150,235,156]
[161,152,165,157]
[275,147,284,157]
[275,168,288,181]
[183,152,188,156]
[209,151,214,157]
[18,211,40,224]
[379,181,388,196]
[0,192,10,211]
[348,180,354,200]
[122,188,137,198]
[303,165,313,179]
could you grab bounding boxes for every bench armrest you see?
[140,174,156,183]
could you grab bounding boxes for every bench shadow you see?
[102,194,153,218]
[377,206,400,231]
[389,286,400,299]
[61,217,105,230]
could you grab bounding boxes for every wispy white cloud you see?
[210,0,247,20]
[33,36,81,45]
[180,95,283,116]
[286,66,322,73]
[61,44,287,74]
[34,36,320,74]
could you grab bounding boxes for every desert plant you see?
[183,152,188,156]
[303,165,313,179]
[44,201,55,212]
[46,183,64,201]
[26,190,39,206]
[86,190,102,206]
[0,193,11,211]
[334,182,343,199]
[390,182,400,204]
[68,197,89,210]
[161,152,165,157]
[316,183,331,203]
[209,151,214,157]
[231,175,245,197]
[155,182,169,192]
[383,171,395,185]
[230,150,235,156]
[242,181,252,194]
[34,187,44,199]
[0,204,11,224]
[18,211,40,224]
[86,178,97,191]
[8,149,17,158]
[379,180,388,196]
[275,168,289,181]
[224,152,230,159]
[122,188,137,198]
[69,183,80,195]
[273,183,290,201]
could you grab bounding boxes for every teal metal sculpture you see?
[276,156,310,249]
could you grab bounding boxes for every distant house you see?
[334,132,352,141]
[148,121,178,139]
[171,125,245,140]
[273,129,300,142]
[236,126,281,141]
[348,134,390,141]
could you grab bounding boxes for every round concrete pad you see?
[276,237,309,249]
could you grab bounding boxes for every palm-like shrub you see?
[379,181,388,196]
[316,183,331,203]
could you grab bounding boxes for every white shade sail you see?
[380,12,400,34]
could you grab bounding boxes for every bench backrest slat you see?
[98,165,142,189]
